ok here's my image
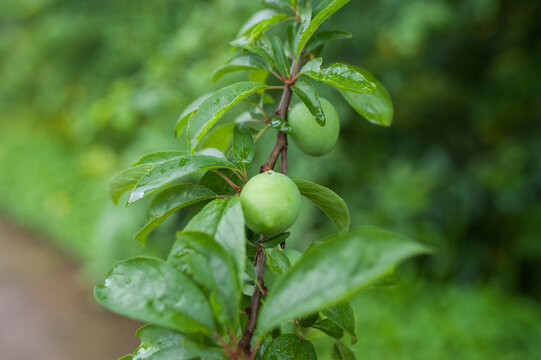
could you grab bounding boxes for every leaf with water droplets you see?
[291,77,326,126]
[131,324,223,360]
[292,178,349,233]
[134,184,216,244]
[183,197,246,288]
[185,82,267,153]
[168,231,241,330]
[337,66,394,126]
[94,257,216,335]
[256,227,431,336]
[109,151,187,205]
[232,123,255,170]
[300,59,376,94]
[296,0,351,57]
[127,154,237,205]
[262,334,317,360]
[175,94,213,138]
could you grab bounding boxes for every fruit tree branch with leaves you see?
[95,1,430,359]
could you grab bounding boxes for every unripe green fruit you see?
[240,171,301,236]
[289,98,340,156]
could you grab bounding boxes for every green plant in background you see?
[94,0,430,358]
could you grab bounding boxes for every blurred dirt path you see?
[0,218,140,360]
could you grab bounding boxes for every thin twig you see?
[213,170,241,190]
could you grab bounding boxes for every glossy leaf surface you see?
[232,123,255,170]
[132,325,222,360]
[134,184,216,244]
[292,178,349,233]
[291,77,325,126]
[231,35,275,65]
[269,115,296,134]
[300,59,376,94]
[338,66,394,126]
[265,247,291,275]
[262,334,317,360]
[296,0,350,57]
[256,227,430,335]
[271,36,291,76]
[175,94,212,137]
[312,318,344,338]
[128,154,237,205]
[95,257,216,335]
[168,231,240,329]
[212,55,271,83]
[184,82,267,152]
[184,197,246,286]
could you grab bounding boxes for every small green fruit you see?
[240,171,301,235]
[289,98,340,156]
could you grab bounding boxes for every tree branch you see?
[239,58,301,358]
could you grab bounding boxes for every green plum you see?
[288,98,340,156]
[240,171,301,235]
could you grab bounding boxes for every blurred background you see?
[1,0,540,359]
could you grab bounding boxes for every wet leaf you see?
[168,231,241,330]
[262,334,317,360]
[271,36,290,76]
[134,184,216,244]
[292,178,350,233]
[127,154,237,205]
[132,324,222,360]
[231,35,275,65]
[291,77,326,126]
[296,0,351,57]
[300,59,376,94]
[94,257,216,335]
[175,94,212,137]
[212,54,271,83]
[256,227,431,335]
[183,82,267,152]
[269,115,296,135]
[183,197,246,287]
[337,67,393,126]
[232,123,255,170]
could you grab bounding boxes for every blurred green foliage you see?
[0,0,539,357]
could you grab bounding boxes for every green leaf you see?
[304,30,352,54]
[109,151,188,204]
[291,77,326,126]
[337,67,394,126]
[312,318,344,339]
[117,356,132,360]
[322,302,357,344]
[175,94,212,137]
[300,59,376,94]
[109,164,155,205]
[332,340,356,360]
[94,257,216,335]
[134,184,216,244]
[262,334,317,360]
[265,247,291,275]
[249,13,290,40]
[293,1,312,56]
[256,227,430,335]
[128,154,237,205]
[199,169,243,195]
[292,178,350,233]
[299,312,319,328]
[132,324,222,360]
[184,82,267,152]
[296,0,351,58]
[183,197,246,287]
[169,231,241,330]
[262,232,290,248]
[271,36,290,76]
[263,0,292,11]
[231,35,275,65]
[212,55,271,83]
[200,123,236,152]
[232,123,255,170]
[269,115,296,135]
[238,9,286,37]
